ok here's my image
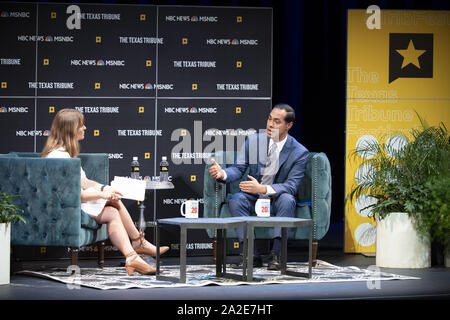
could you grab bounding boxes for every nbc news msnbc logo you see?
[0,106,29,113]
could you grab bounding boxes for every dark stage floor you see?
[1,249,449,302]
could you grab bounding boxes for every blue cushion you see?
[0,153,17,158]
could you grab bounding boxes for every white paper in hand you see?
[110,176,146,201]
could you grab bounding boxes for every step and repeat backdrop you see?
[345,10,450,253]
[0,3,272,258]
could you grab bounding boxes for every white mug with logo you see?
[180,200,199,219]
[255,198,270,217]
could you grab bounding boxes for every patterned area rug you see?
[17,259,419,290]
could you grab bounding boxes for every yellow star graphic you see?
[396,39,426,69]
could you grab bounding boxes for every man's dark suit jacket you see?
[222,132,309,198]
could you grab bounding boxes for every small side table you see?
[138,181,174,244]
[156,217,248,283]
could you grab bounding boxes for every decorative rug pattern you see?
[17,260,419,290]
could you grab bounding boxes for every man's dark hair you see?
[273,103,295,124]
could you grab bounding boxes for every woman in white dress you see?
[41,108,168,275]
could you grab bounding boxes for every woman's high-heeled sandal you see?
[125,251,156,276]
[131,230,169,257]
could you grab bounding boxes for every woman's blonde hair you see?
[40,108,84,158]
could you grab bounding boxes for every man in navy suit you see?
[209,104,309,270]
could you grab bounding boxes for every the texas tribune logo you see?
[389,33,433,83]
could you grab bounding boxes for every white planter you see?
[376,212,431,268]
[0,222,11,285]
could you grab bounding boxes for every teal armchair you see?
[203,151,332,266]
[0,152,109,268]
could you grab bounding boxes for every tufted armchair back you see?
[294,152,332,240]
[203,151,332,241]
[0,153,108,249]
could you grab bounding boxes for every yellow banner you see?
[345,10,450,253]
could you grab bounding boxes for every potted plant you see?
[348,114,449,268]
[416,171,450,267]
[0,192,25,285]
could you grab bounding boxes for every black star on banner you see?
[389,33,433,83]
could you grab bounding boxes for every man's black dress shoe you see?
[267,254,281,271]
[231,255,263,269]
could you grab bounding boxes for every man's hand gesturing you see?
[209,158,224,180]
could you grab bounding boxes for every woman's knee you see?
[105,200,123,210]
[96,206,120,223]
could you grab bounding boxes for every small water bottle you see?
[160,156,169,182]
[130,156,140,180]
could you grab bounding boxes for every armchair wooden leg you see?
[69,247,79,267]
[212,238,217,263]
[312,241,319,267]
[97,241,105,269]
